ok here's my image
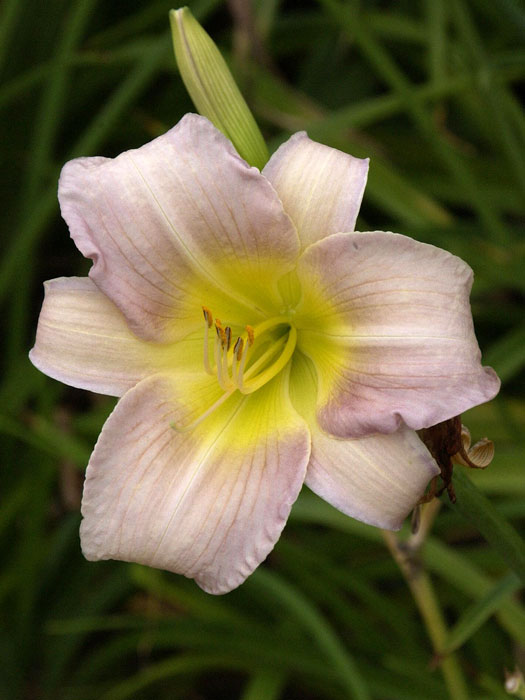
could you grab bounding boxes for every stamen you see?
[232,337,244,384]
[235,336,251,393]
[238,335,288,393]
[237,318,297,395]
[224,326,232,351]
[234,336,244,360]
[221,332,230,386]
[244,336,287,381]
[213,320,235,390]
[202,307,214,375]
[202,306,213,328]
[201,309,298,419]
[214,330,222,376]
[214,329,228,390]
[215,319,226,346]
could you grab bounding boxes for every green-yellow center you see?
[172,307,299,433]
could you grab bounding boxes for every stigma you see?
[202,306,296,396]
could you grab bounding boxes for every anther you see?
[232,337,244,384]
[234,337,244,360]
[202,306,214,375]
[198,309,299,429]
[202,306,213,328]
[236,336,250,392]
[215,319,226,347]
[224,326,232,351]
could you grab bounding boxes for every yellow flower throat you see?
[172,307,297,433]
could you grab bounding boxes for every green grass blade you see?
[317,0,510,243]
[241,670,286,700]
[0,0,22,74]
[441,572,521,654]
[0,37,170,305]
[450,469,525,585]
[249,568,371,700]
[99,654,258,700]
[451,0,525,196]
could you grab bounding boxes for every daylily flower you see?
[30,114,499,594]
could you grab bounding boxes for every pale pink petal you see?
[263,131,369,249]
[59,114,300,342]
[306,425,439,530]
[290,352,438,529]
[29,277,195,396]
[296,231,500,438]
[80,372,310,595]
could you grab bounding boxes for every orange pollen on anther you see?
[201,307,297,396]
[215,319,226,346]
[202,306,213,328]
[234,337,244,360]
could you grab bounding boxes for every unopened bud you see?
[170,7,269,169]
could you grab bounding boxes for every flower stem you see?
[382,502,469,700]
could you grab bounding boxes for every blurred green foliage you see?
[1,0,524,698]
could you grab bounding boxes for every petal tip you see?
[482,365,501,397]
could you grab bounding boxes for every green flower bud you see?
[170,7,269,170]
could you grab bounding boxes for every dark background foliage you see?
[1,0,524,698]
